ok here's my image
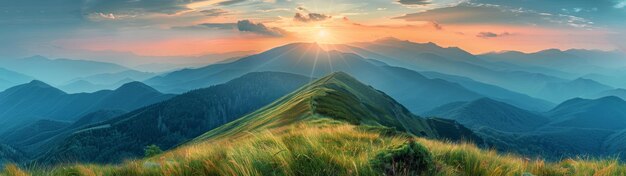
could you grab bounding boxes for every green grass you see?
[4,120,626,176]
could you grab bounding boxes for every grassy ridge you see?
[3,120,626,176]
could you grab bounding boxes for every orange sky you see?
[55,19,616,57]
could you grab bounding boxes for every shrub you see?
[370,140,435,175]
[144,144,163,158]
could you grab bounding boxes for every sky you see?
[1,0,625,64]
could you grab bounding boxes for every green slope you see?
[36,72,311,164]
[195,72,479,142]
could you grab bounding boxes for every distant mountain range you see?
[536,78,614,103]
[338,38,572,98]
[0,56,161,93]
[425,98,549,132]
[480,49,626,75]
[145,42,558,113]
[0,56,131,85]
[0,67,32,91]
[427,95,626,159]
[58,70,157,93]
[0,80,174,133]
[419,71,554,111]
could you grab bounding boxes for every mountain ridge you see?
[194,72,480,143]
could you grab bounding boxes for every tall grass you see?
[3,121,626,176]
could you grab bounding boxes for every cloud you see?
[463,0,626,27]
[173,23,237,30]
[237,20,288,37]
[476,32,513,38]
[293,7,332,23]
[393,3,593,28]
[397,0,431,6]
[82,0,195,14]
[431,21,443,30]
[294,13,332,22]
[218,0,246,6]
[200,9,229,17]
[615,0,626,8]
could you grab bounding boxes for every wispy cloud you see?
[200,9,229,17]
[394,3,593,29]
[293,7,332,23]
[237,20,288,37]
[397,0,431,6]
[476,32,513,38]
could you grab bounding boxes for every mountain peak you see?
[1,80,66,97]
[27,80,53,88]
[547,95,626,130]
[375,37,403,42]
[534,49,568,56]
[114,81,159,93]
[597,96,625,103]
[550,96,626,113]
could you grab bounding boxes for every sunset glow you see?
[1,0,625,61]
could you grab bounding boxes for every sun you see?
[317,30,328,38]
[314,28,332,43]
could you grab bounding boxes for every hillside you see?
[546,96,626,130]
[0,144,26,168]
[425,98,549,132]
[0,110,126,156]
[0,81,174,132]
[0,119,71,146]
[195,72,479,142]
[474,96,626,159]
[36,72,311,164]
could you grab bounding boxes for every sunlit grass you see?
[4,120,626,176]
